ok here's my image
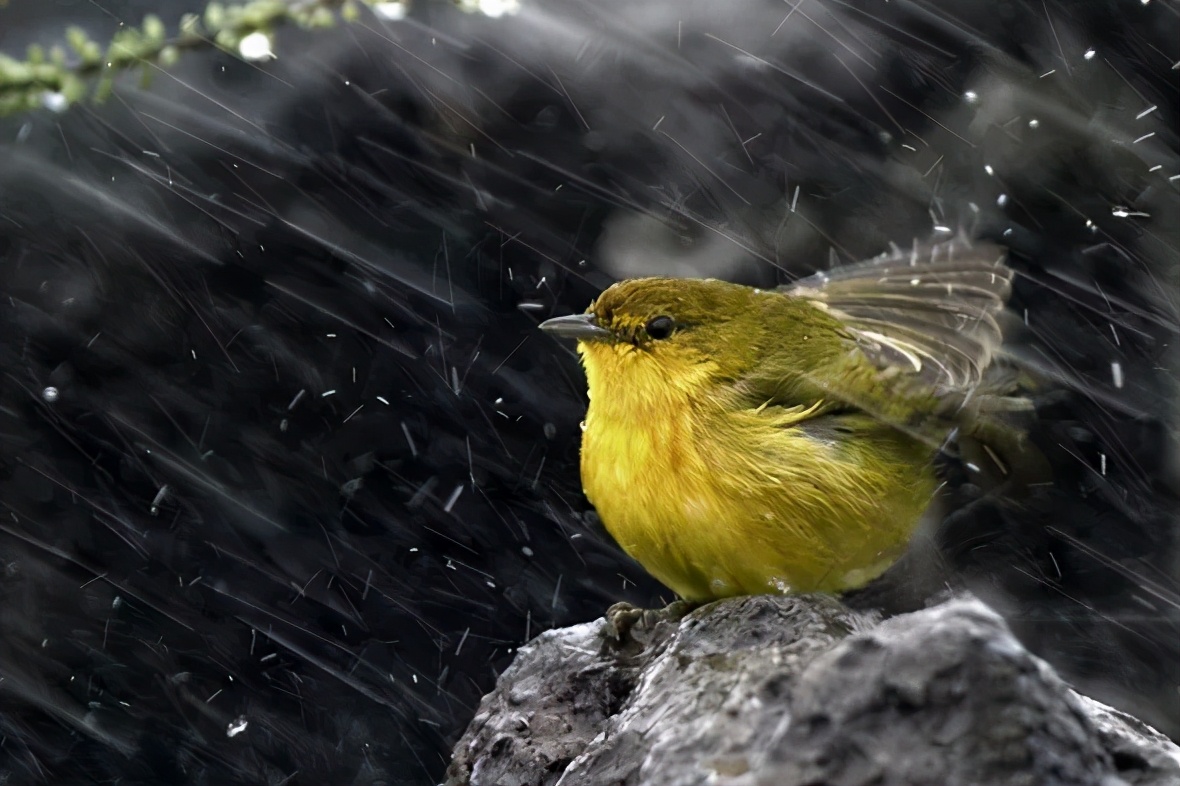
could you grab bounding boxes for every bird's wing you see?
[783,239,1012,396]
[734,239,1021,452]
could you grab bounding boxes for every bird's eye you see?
[644,316,675,340]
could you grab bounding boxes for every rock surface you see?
[446,595,1180,786]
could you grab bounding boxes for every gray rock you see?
[446,595,1180,786]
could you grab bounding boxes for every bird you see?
[540,240,1036,602]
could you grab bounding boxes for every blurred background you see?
[0,1,1177,783]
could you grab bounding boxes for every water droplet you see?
[238,32,274,62]
[372,1,408,20]
[768,578,792,593]
[41,92,69,113]
[227,717,248,738]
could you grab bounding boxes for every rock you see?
[446,595,1180,786]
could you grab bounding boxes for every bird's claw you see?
[603,599,699,647]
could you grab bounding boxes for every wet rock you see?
[447,595,1180,786]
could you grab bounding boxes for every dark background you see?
[1,1,1177,784]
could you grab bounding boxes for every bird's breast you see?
[580,399,693,504]
[578,397,730,597]
[576,380,938,600]
[576,344,721,523]
[572,343,930,600]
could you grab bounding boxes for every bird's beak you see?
[539,313,612,342]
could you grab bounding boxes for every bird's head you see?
[540,278,768,408]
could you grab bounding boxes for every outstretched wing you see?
[736,238,1024,456]
[784,239,1012,397]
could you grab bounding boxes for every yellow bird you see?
[540,242,1032,602]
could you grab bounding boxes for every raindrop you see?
[372,1,408,19]
[150,485,170,516]
[41,92,69,113]
[238,32,274,62]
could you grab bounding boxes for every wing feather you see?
[785,239,1012,395]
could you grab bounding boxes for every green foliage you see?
[0,0,413,118]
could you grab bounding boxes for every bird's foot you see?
[603,598,700,647]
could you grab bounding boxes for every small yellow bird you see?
[541,241,1032,602]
